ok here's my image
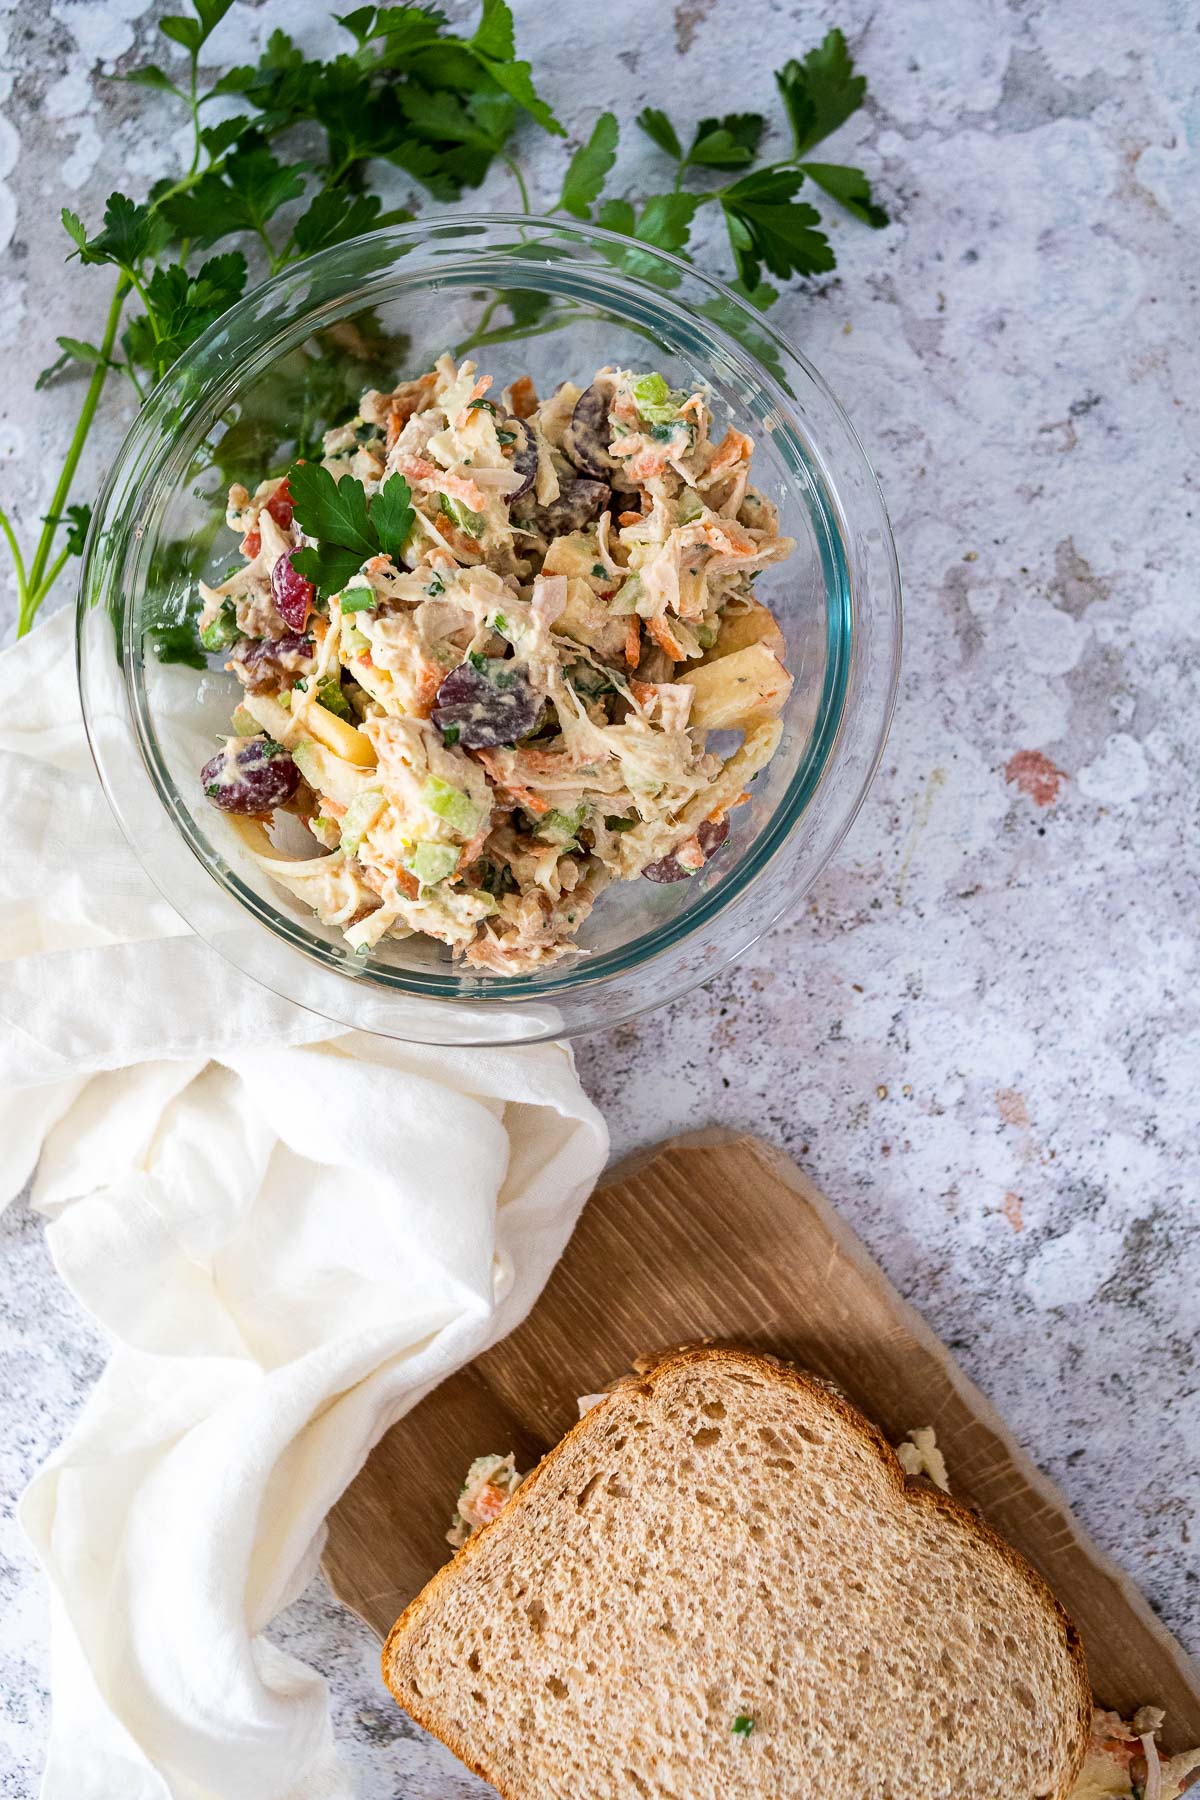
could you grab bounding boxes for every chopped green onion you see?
[495,427,517,445]
[731,1715,754,1739]
[468,397,498,415]
[538,804,587,843]
[427,573,445,596]
[605,814,637,832]
[200,598,239,653]
[441,724,461,747]
[591,563,607,578]
[491,611,509,633]
[650,419,692,444]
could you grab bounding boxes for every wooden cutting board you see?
[324,1130,1200,1751]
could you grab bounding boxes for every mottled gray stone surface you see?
[2,0,1198,1793]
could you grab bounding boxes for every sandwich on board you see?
[383,1347,1098,1799]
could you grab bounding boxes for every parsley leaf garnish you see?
[467,0,564,135]
[635,107,682,161]
[5,4,891,641]
[720,168,833,286]
[800,160,888,229]
[288,464,415,597]
[558,112,619,219]
[685,112,764,170]
[776,29,864,157]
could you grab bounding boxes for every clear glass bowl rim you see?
[78,212,902,1042]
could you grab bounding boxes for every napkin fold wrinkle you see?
[0,608,609,1800]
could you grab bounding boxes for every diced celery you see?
[439,493,485,536]
[420,776,482,837]
[337,585,375,614]
[340,791,385,857]
[608,572,643,615]
[678,489,706,523]
[343,624,371,656]
[539,804,587,842]
[633,372,670,409]
[409,841,460,887]
[308,814,342,851]
[230,704,259,736]
[316,675,352,719]
[632,371,687,424]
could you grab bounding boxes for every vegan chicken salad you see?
[198,357,794,975]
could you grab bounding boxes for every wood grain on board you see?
[324,1130,1200,1750]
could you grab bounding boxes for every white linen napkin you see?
[0,605,609,1800]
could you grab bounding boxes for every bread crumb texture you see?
[383,1348,1091,1800]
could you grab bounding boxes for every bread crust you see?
[382,1345,1093,1800]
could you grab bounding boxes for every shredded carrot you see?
[240,529,261,559]
[473,749,552,813]
[624,617,641,669]
[455,374,493,429]
[708,427,753,477]
[411,663,443,718]
[618,510,642,527]
[647,614,685,660]
[509,374,538,418]
[629,678,657,707]
[387,372,437,442]
[394,456,488,514]
[627,447,671,483]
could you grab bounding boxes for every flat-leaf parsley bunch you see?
[3,0,885,641]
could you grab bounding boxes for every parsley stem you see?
[21,276,129,631]
[30,543,73,611]
[187,54,201,178]
[500,152,531,214]
[455,306,602,357]
[0,503,28,611]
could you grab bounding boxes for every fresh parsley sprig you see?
[2,4,888,644]
[289,463,415,596]
[627,29,887,296]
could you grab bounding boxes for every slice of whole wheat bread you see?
[382,1347,1091,1800]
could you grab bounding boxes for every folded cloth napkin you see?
[0,605,608,1800]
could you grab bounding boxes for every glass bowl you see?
[78,215,901,1045]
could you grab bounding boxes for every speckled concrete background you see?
[2,0,1198,1793]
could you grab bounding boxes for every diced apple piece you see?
[680,641,793,731]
